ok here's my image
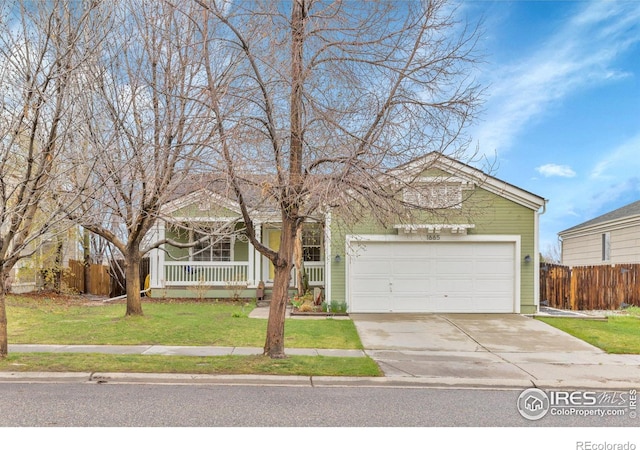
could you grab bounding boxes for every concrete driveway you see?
[350,313,640,388]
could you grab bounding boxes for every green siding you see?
[172,203,236,218]
[330,187,538,312]
[165,226,190,261]
[234,238,248,261]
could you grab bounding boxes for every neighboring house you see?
[9,227,82,294]
[147,153,546,314]
[559,199,640,267]
[9,226,84,294]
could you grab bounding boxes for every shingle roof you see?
[560,199,640,234]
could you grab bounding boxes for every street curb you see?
[1,371,637,390]
[0,372,93,382]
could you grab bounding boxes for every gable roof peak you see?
[395,152,546,211]
[560,199,640,234]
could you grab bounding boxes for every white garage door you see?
[348,240,516,313]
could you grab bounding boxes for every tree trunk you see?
[54,237,64,293]
[125,252,143,316]
[83,229,91,294]
[294,224,305,296]
[0,293,7,359]
[0,270,8,358]
[264,217,297,358]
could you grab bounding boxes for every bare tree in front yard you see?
[68,0,216,316]
[0,0,106,358]
[192,0,484,358]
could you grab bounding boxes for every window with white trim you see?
[192,230,232,262]
[403,182,463,209]
[302,225,322,262]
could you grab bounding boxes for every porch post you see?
[149,221,166,289]
[247,229,255,287]
[324,210,332,308]
[254,222,262,286]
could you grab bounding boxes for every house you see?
[558,199,640,266]
[147,153,547,314]
[8,227,84,294]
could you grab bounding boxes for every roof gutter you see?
[534,199,548,312]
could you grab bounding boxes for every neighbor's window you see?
[601,232,611,261]
[302,226,322,262]
[192,231,232,262]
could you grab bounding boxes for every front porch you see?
[162,260,325,288]
[147,220,327,299]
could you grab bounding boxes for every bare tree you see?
[68,0,216,316]
[0,0,106,357]
[191,0,484,358]
[541,241,562,264]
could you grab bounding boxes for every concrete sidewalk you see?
[2,307,639,390]
[7,343,364,358]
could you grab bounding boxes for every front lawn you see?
[537,311,640,354]
[1,294,378,377]
[6,295,362,349]
[0,353,382,377]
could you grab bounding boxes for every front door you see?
[268,229,281,281]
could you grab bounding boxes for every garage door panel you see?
[349,240,516,313]
[435,260,474,274]
[350,259,388,276]
[392,278,432,293]
[350,276,390,293]
[435,278,474,293]
[475,279,512,293]
[352,294,392,312]
[475,258,514,272]
[435,244,474,257]
[392,260,432,275]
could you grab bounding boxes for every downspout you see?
[534,200,548,313]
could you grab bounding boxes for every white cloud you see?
[536,164,576,178]
[590,133,640,181]
[470,1,640,156]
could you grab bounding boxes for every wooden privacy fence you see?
[110,258,150,298]
[64,260,111,296]
[64,258,149,297]
[540,262,640,310]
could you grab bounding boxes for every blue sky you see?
[457,1,640,255]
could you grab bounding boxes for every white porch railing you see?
[164,260,325,288]
[164,261,249,286]
[304,262,324,286]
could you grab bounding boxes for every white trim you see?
[324,210,332,307]
[413,176,475,189]
[345,234,521,314]
[559,215,640,239]
[393,153,546,211]
[254,222,262,286]
[161,189,241,215]
[170,216,240,223]
[394,223,475,235]
[533,208,541,310]
[149,221,166,289]
[247,232,255,287]
[189,230,235,262]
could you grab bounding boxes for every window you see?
[302,226,322,262]
[403,182,462,209]
[602,232,611,261]
[192,231,232,262]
